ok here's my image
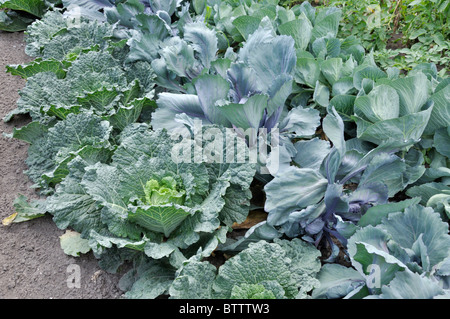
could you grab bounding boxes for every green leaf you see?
[194,74,232,127]
[6,58,67,79]
[376,271,447,299]
[358,197,421,227]
[246,35,296,92]
[434,128,450,158]
[128,205,192,237]
[311,7,341,42]
[406,182,450,206]
[329,94,356,119]
[25,113,113,190]
[387,72,431,116]
[313,81,330,107]
[192,0,206,15]
[81,163,144,240]
[123,261,175,299]
[169,259,217,299]
[232,15,261,40]
[381,205,450,268]
[0,0,46,17]
[353,66,386,91]
[320,58,342,86]
[282,106,321,138]
[218,94,268,130]
[7,121,48,144]
[212,239,320,299]
[184,21,218,69]
[358,153,406,197]
[231,283,279,299]
[312,263,364,299]
[294,138,331,170]
[425,83,450,134]
[277,15,312,51]
[295,58,320,88]
[354,85,400,122]
[108,97,148,131]
[2,194,46,225]
[59,230,91,257]
[264,167,328,226]
[0,10,33,32]
[219,185,252,227]
[353,107,432,145]
[347,226,407,294]
[46,157,109,237]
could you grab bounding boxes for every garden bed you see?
[0,0,449,300]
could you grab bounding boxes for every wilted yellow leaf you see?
[2,212,18,226]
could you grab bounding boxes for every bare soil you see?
[0,31,124,299]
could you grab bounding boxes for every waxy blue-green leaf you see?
[387,72,431,116]
[231,15,261,41]
[425,83,450,135]
[295,58,320,88]
[353,107,432,145]
[184,21,218,69]
[311,7,341,42]
[293,138,331,170]
[218,94,268,130]
[353,66,386,91]
[381,205,450,268]
[312,263,365,299]
[358,197,421,227]
[320,58,343,86]
[277,14,312,51]
[281,107,321,138]
[374,271,449,299]
[264,166,328,226]
[245,35,296,92]
[194,74,231,127]
[354,85,400,123]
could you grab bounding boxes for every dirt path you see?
[0,31,123,299]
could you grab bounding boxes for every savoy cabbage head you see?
[48,125,256,262]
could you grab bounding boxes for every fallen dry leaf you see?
[232,210,267,230]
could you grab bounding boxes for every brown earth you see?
[0,31,124,299]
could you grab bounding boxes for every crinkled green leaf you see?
[25,113,113,190]
[169,259,217,299]
[213,239,320,299]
